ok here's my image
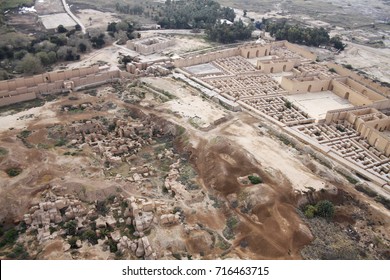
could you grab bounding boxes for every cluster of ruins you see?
[175,40,390,189]
[126,36,175,55]
[65,117,165,166]
[1,37,389,190]
[21,183,187,259]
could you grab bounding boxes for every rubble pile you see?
[65,116,173,165]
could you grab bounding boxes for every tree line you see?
[157,0,235,29]
[206,20,254,44]
[265,19,345,50]
[0,20,136,80]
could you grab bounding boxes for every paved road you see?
[61,0,86,34]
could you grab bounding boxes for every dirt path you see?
[62,0,86,33]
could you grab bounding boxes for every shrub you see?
[64,220,78,236]
[316,200,335,218]
[82,230,98,245]
[57,25,68,33]
[54,138,67,147]
[6,243,29,259]
[19,130,31,138]
[106,239,117,253]
[0,228,18,248]
[96,200,108,216]
[304,205,317,218]
[248,175,262,184]
[68,236,78,249]
[355,184,376,197]
[6,167,22,177]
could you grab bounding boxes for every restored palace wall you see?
[173,48,239,68]
[330,78,386,107]
[280,76,331,93]
[257,59,294,73]
[327,62,390,97]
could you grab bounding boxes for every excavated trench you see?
[185,137,313,259]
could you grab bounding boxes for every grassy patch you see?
[355,184,377,197]
[0,228,18,248]
[222,216,238,240]
[0,98,44,115]
[209,194,223,208]
[0,147,8,156]
[19,130,31,139]
[5,243,29,259]
[54,138,67,147]
[178,164,198,189]
[216,234,231,250]
[374,196,390,210]
[1,0,34,11]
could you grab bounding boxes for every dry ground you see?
[1,75,388,259]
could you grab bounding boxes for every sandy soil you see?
[75,9,120,31]
[141,77,229,128]
[0,77,388,260]
[220,117,328,192]
[0,101,59,133]
[336,42,390,83]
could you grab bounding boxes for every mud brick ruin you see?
[2,39,389,190]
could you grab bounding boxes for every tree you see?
[304,205,316,218]
[17,54,43,75]
[36,52,50,66]
[75,24,82,31]
[316,200,335,218]
[107,22,117,33]
[78,42,87,53]
[90,34,105,49]
[47,51,57,64]
[206,20,253,43]
[57,25,68,33]
[330,36,345,50]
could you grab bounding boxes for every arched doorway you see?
[270,67,274,73]
[264,49,268,56]
[247,51,250,58]
[308,85,312,92]
[345,92,350,100]
[283,65,286,71]
[256,50,259,57]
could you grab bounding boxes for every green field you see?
[0,0,34,11]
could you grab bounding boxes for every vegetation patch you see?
[264,19,344,49]
[0,147,8,156]
[355,184,377,197]
[248,175,262,184]
[0,228,18,248]
[222,216,238,240]
[6,167,22,177]
[304,200,335,219]
[0,0,34,11]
